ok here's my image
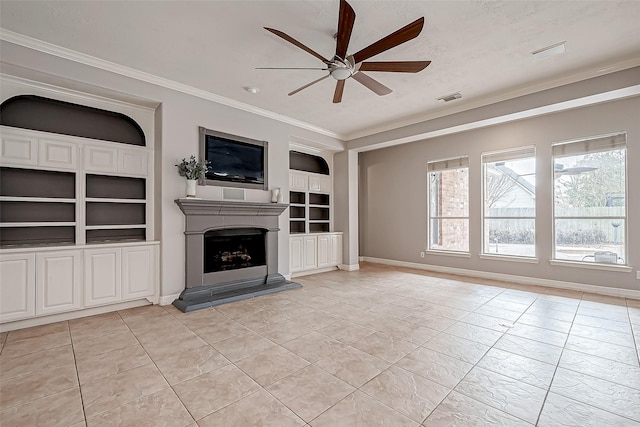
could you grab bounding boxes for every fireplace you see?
[204,228,266,273]
[173,199,301,312]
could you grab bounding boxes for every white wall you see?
[358,96,640,292]
[0,41,344,299]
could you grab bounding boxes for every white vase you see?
[186,179,197,198]
[271,187,280,203]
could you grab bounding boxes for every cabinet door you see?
[118,149,149,177]
[84,145,118,173]
[84,248,121,306]
[302,236,317,270]
[330,234,343,266]
[289,237,304,272]
[289,172,308,191]
[36,251,82,315]
[0,253,36,322]
[39,139,78,170]
[122,246,155,300]
[0,134,38,166]
[317,234,331,268]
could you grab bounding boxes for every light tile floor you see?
[1,263,640,426]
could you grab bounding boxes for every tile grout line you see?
[68,320,89,426]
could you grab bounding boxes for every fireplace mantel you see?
[172,198,301,312]
[175,199,288,217]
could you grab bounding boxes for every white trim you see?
[478,254,539,264]
[0,29,343,141]
[549,259,633,273]
[158,293,180,306]
[339,263,360,272]
[292,266,339,278]
[0,299,150,332]
[426,250,471,258]
[1,74,158,112]
[362,256,640,300]
[358,256,365,262]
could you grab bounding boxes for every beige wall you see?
[359,96,640,291]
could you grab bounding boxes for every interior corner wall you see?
[0,41,343,299]
[358,96,640,292]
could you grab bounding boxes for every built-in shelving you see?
[0,167,77,248]
[85,174,146,243]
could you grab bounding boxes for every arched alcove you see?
[0,95,145,146]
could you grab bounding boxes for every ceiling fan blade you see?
[288,74,331,96]
[336,0,356,59]
[352,72,392,96]
[359,60,431,73]
[333,80,346,103]
[352,17,425,64]
[264,27,329,63]
[256,67,329,70]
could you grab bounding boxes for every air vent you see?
[531,42,566,61]
[436,92,462,103]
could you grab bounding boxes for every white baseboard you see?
[362,257,640,300]
[358,256,365,262]
[339,263,360,272]
[292,266,339,278]
[0,299,151,333]
[159,293,180,306]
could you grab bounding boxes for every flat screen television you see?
[199,127,268,190]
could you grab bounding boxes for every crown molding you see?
[1,73,158,113]
[0,28,345,141]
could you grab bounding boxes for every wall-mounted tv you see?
[199,127,268,190]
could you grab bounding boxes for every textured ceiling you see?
[1,1,639,139]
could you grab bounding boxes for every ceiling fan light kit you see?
[261,0,431,103]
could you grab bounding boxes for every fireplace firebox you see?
[173,199,301,312]
[204,228,266,273]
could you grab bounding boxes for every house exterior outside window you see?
[552,132,627,265]
[482,147,536,258]
[427,156,469,253]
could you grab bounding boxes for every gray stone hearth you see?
[173,198,301,312]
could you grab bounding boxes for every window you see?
[428,156,469,252]
[482,147,536,258]
[553,132,627,265]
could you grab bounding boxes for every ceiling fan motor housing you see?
[329,56,356,80]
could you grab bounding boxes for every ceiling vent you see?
[531,42,566,61]
[437,92,462,103]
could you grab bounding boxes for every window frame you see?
[481,146,537,260]
[426,155,470,254]
[551,132,628,267]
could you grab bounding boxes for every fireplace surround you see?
[173,198,301,312]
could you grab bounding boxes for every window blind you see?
[552,133,626,157]
[427,156,469,172]
[482,146,535,164]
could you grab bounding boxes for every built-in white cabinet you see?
[317,233,342,268]
[303,236,318,270]
[0,253,36,322]
[84,245,156,307]
[84,248,122,307]
[290,236,304,272]
[36,250,82,315]
[0,125,158,327]
[290,232,342,275]
[122,245,155,300]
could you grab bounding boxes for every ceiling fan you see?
[260,0,431,103]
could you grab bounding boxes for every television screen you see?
[203,134,265,186]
